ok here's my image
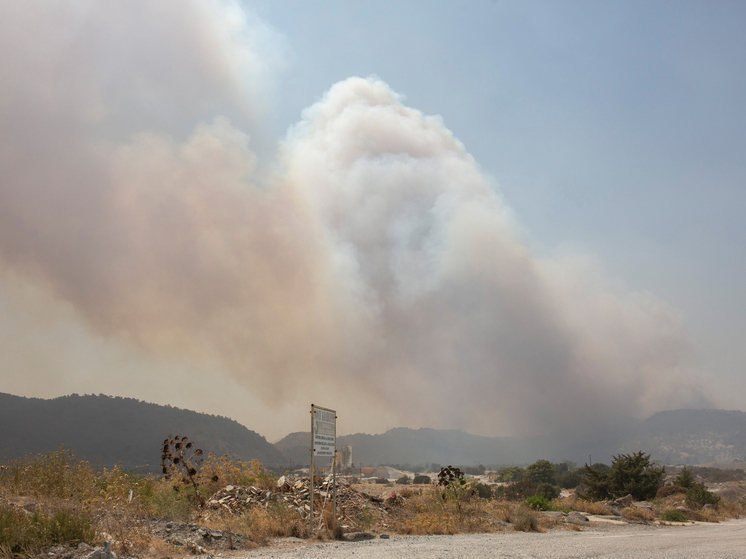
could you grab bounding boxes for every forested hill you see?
[0,393,286,469]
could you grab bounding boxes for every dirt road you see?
[235,519,746,558]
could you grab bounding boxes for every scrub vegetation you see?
[1,449,744,557]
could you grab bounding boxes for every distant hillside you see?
[621,409,746,464]
[276,410,746,468]
[274,427,620,468]
[0,393,286,469]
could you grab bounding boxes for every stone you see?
[342,532,376,541]
[566,511,588,524]
[632,501,653,510]
[612,495,634,507]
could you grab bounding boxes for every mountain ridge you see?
[0,392,286,469]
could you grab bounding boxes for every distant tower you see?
[340,445,353,472]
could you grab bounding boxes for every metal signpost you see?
[309,404,336,535]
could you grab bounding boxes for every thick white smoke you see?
[0,0,708,438]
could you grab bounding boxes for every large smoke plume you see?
[0,0,708,439]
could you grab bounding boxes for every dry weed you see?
[391,488,501,535]
[558,496,611,515]
[717,499,745,519]
[511,507,541,532]
[621,507,656,522]
[209,503,309,545]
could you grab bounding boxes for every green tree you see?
[579,463,611,501]
[674,466,695,489]
[556,468,583,489]
[581,452,664,501]
[525,460,555,485]
[607,452,665,501]
[498,466,524,482]
[535,482,560,500]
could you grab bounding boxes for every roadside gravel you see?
[229,518,746,559]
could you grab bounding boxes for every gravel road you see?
[232,519,746,558]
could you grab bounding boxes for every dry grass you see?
[207,502,310,545]
[390,487,510,535]
[620,507,656,522]
[717,499,746,519]
[510,507,541,532]
[555,495,611,515]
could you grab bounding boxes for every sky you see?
[1,0,744,443]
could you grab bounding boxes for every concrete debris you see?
[148,519,252,552]
[205,477,390,530]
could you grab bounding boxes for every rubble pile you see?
[205,476,391,530]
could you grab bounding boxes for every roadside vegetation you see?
[1,448,745,557]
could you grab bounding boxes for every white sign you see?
[313,407,336,456]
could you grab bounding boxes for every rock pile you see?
[205,476,391,530]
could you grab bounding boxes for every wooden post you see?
[332,412,337,530]
[310,405,315,536]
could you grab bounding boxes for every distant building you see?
[340,445,353,471]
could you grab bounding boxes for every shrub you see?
[621,506,655,522]
[396,475,410,485]
[473,483,493,500]
[413,475,431,485]
[656,485,687,499]
[498,467,525,482]
[685,483,720,509]
[523,495,552,511]
[199,454,271,494]
[556,469,583,489]
[535,483,560,500]
[0,448,96,501]
[525,460,555,485]
[580,452,664,501]
[503,479,537,501]
[511,507,540,532]
[578,463,611,501]
[660,509,688,522]
[374,477,389,485]
[0,506,97,554]
[674,467,695,489]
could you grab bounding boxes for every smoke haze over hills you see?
[0,1,713,440]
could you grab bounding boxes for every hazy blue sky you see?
[1,0,744,440]
[254,0,746,403]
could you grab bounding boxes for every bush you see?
[0,506,97,554]
[0,448,96,501]
[396,475,410,485]
[660,509,688,522]
[556,469,583,489]
[413,475,431,485]
[523,495,552,511]
[374,477,389,485]
[511,507,540,532]
[578,463,611,501]
[580,452,664,501]
[503,479,538,501]
[656,485,687,499]
[473,483,493,500]
[674,467,695,489]
[535,483,560,500]
[525,460,555,485]
[685,483,720,509]
[498,467,524,482]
